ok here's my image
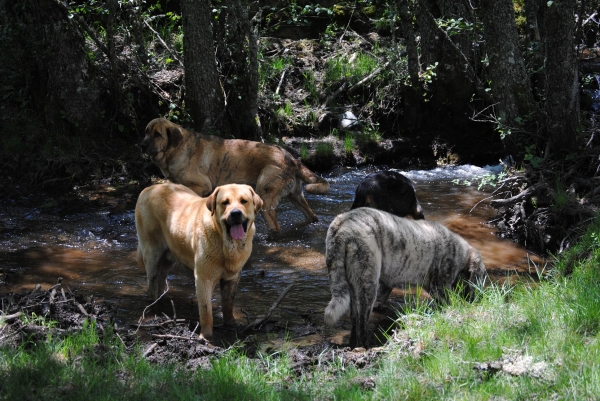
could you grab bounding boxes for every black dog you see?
[351,170,425,220]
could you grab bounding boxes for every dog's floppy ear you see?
[206,187,220,216]
[251,188,263,212]
[166,124,184,148]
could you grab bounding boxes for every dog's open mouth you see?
[226,221,248,240]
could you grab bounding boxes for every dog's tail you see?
[324,227,351,326]
[298,163,330,194]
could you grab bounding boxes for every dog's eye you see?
[222,200,230,206]
[240,199,248,204]
[154,132,161,138]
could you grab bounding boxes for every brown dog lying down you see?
[135,182,263,340]
[324,208,487,348]
[351,170,425,220]
[140,118,330,232]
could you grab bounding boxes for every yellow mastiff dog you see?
[139,118,330,232]
[135,182,263,339]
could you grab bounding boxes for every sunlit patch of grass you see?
[325,53,379,85]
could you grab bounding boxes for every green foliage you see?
[315,140,334,157]
[452,172,507,190]
[523,145,544,168]
[325,53,379,86]
[302,70,319,102]
[435,17,476,37]
[300,142,309,159]
[551,178,569,210]
[554,215,600,276]
[351,126,383,147]
[344,133,354,154]
[276,102,294,118]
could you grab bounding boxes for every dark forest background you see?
[1,0,599,253]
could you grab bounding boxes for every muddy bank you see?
[0,284,386,373]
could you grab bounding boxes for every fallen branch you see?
[347,61,390,95]
[0,312,22,323]
[75,302,89,317]
[275,67,287,95]
[143,342,159,358]
[151,333,208,343]
[243,282,296,332]
[490,184,540,208]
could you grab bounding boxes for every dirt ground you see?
[0,284,387,372]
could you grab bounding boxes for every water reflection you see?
[0,165,543,347]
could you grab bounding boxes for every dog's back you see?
[351,170,424,219]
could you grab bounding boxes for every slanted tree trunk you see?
[180,0,224,133]
[544,0,579,157]
[480,0,535,158]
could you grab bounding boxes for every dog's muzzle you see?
[225,209,248,240]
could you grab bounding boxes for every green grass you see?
[3,218,600,400]
[325,53,379,85]
[344,133,354,153]
[315,141,334,158]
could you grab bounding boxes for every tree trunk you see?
[213,0,261,140]
[397,0,421,132]
[180,0,224,133]
[544,0,579,157]
[5,0,102,138]
[414,0,482,125]
[524,0,541,41]
[480,0,534,158]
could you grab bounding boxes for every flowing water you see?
[0,166,544,348]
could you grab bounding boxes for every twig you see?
[135,278,170,334]
[469,194,499,213]
[275,68,287,95]
[347,62,390,96]
[0,312,22,323]
[151,333,208,343]
[190,322,200,337]
[490,184,539,207]
[75,302,89,317]
[243,282,296,332]
[320,80,349,109]
[170,300,177,321]
[143,343,159,358]
[143,18,184,67]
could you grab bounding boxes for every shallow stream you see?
[0,165,543,348]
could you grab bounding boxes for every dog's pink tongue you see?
[230,224,245,240]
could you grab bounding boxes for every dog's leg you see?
[287,191,319,223]
[374,282,393,309]
[195,277,215,339]
[260,208,281,232]
[141,247,170,299]
[220,274,241,327]
[348,244,380,349]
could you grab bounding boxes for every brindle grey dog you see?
[324,208,487,348]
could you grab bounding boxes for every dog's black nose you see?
[229,209,243,223]
[139,141,148,153]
